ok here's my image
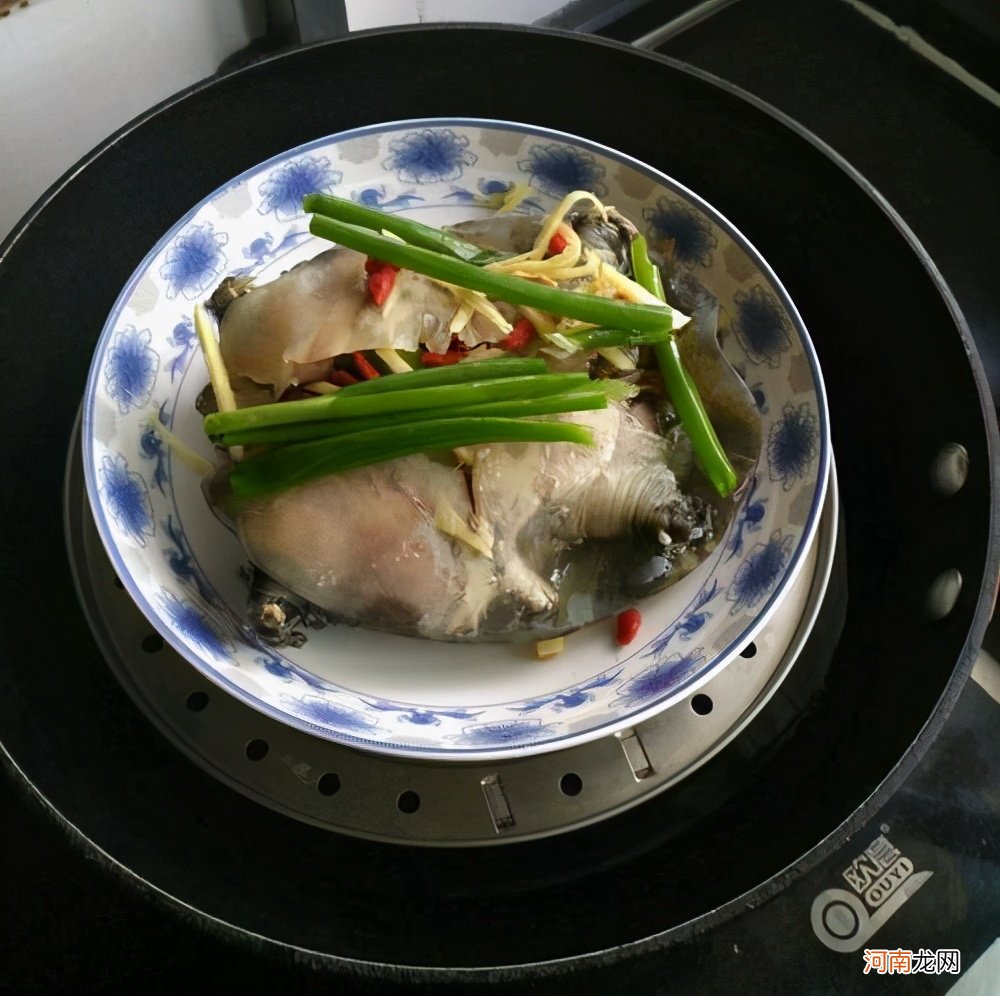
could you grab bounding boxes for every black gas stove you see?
[1,3,997,993]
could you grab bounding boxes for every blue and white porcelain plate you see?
[83,119,829,761]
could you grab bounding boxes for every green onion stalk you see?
[629,235,738,497]
[229,418,594,501]
[205,373,594,438]
[304,193,508,265]
[559,326,671,351]
[308,214,676,334]
[213,385,628,448]
[330,356,546,396]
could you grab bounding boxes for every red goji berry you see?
[615,608,642,646]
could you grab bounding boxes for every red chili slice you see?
[367,267,397,307]
[499,318,537,352]
[616,608,642,646]
[364,256,400,275]
[547,231,568,256]
[420,350,465,367]
[352,351,381,380]
[327,369,359,387]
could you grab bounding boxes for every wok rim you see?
[1,22,997,979]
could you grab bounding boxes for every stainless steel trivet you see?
[66,433,838,846]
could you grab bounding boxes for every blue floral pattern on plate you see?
[98,453,154,547]
[158,222,228,300]
[257,155,342,220]
[614,651,706,708]
[157,588,232,661]
[727,531,795,612]
[732,284,793,367]
[104,325,158,414]
[643,196,718,267]
[518,143,608,198]
[768,401,819,489]
[84,119,828,760]
[382,128,477,183]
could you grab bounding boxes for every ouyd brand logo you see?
[811,830,933,953]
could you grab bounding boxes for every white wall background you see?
[345,0,565,31]
[0,0,264,242]
[0,0,563,243]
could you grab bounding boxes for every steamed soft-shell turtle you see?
[202,199,761,645]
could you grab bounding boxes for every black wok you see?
[0,24,996,984]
